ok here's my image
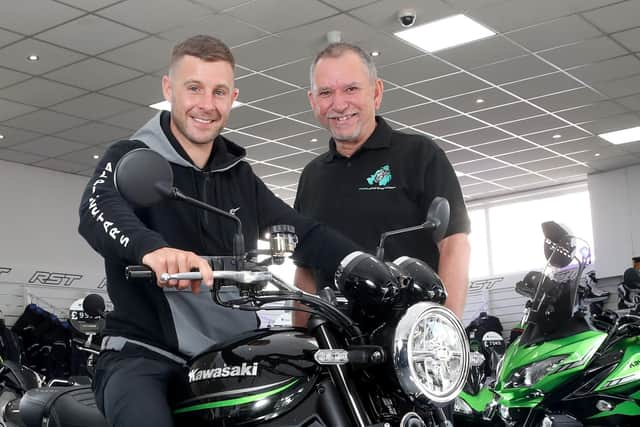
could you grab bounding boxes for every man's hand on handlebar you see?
[141,247,214,293]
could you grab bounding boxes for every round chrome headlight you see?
[393,302,469,404]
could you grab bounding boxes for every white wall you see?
[587,164,640,278]
[0,160,107,325]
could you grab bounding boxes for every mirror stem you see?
[375,221,436,260]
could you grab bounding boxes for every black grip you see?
[125,265,154,280]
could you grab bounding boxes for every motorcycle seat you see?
[19,385,107,427]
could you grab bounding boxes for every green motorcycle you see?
[487,221,640,426]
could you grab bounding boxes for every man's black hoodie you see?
[79,111,357,357]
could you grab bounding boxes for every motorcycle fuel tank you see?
[173,328,320,426]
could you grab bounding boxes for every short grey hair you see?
[309,42,378,90]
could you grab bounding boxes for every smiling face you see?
[162,55,238,149]
[308,50,383,152]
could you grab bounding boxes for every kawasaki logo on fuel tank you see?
[188,363,258,383]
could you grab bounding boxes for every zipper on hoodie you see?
[202,172,211,226]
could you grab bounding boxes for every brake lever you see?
[160,270,272,283]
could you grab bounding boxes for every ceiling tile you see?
[0,38,86,75]
[261,170,301,187]
[581,113,640,134]
[384,103,457,126]
[524,126,592,145]
[494,173,551,188]
[520,156,577,172]
[582,0,640,33]
[2,110,87,134]
[379,55,457,86]
[0,77,86,108]
[417,115,485,137]
[445,149,483,164]
[507,14,602,52]
[456,174,483,186]
[471,138,536,156]
[617,93,640,112]
[407,73,489,100]
[469,0,619,33]
[247,142,301,161]
[455,157,506,173]
[98,37,174,74]
[502,72,583,99]
[250,89,310,117]
[44,58,143,91]
[55,122,132,145]
[12,136,86,157]
[612,26,640,52]
[436,36,527,69]
[531,87,605,112]
[278,14,373,51]
[284,111,317,128]
[233,36,311,72]
[0,28,23,48]
[462,182,505,197]
[55,0,122,11]
[32,158,87,173]
[50,93,138,121]
[568,55,640,85]
[271,187,297,201]
[0,1,84,35]
[0,67,29,90]
[472,102,543,124]
[587,153,640,171]
[377,88,428,115]
[500,114,568,135]
[100,75,161,106]
[471,166,527,181]
[320,0,377,10]
[102,107,156,131]
[0,99,38,121]
[359,34,423,67]
[277,128,328,150]
[539,36,628,69]
[227,0,337,33]
[541,164,592,179]
[0,148,46,164]
[497,148,555,164]
[350,0,454,33]
[241,119,317,142]
[226,105,281,130]
[546,136,604,154]
[251,162,290,178]
[441,88,520,114]
[262,60,312,89]
[222,131,268,147]
[556,101,626,123]
[97,0,212,33]
[471,55,557,86]
[593,73,640,98]
[56,145,107,167]
[159,13,270,48]
[37,15,146,55]
[0,126,40,147]
[235,74,299,103]
[267,151,317,169]
[447,126,513,146]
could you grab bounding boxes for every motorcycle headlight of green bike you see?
[393,302,470,404]
[505,355,566,388]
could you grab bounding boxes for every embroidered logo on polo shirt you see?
[359,165,396,191]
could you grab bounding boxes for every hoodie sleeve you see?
[78,140,168,264]
[252,172,361,276]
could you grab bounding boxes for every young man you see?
[295,43,471,319]
[78,35,359,427]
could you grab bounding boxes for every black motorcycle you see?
[4,149,470,427]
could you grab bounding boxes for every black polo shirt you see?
[295,117,470,276]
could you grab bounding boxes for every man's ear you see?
[374,79,384,110]
[161,75,172,103]
[232,87,239,103]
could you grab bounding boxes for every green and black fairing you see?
[172,328,337,426]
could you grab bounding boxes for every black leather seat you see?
[19,386,107,427]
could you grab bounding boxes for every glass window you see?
[468,208,490,278]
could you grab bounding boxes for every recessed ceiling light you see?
[310,138,318,143]
[149,100,243,111]
[599,125,640,145]
[27,54,39,61]
[455,170,465,177]
[394,14,495,53]
[370,51,380,57]
[475,98,484,104]
[594,153,601,157]
[0,134,4,139]
[552,134,562,139]
[93,154,100,159]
